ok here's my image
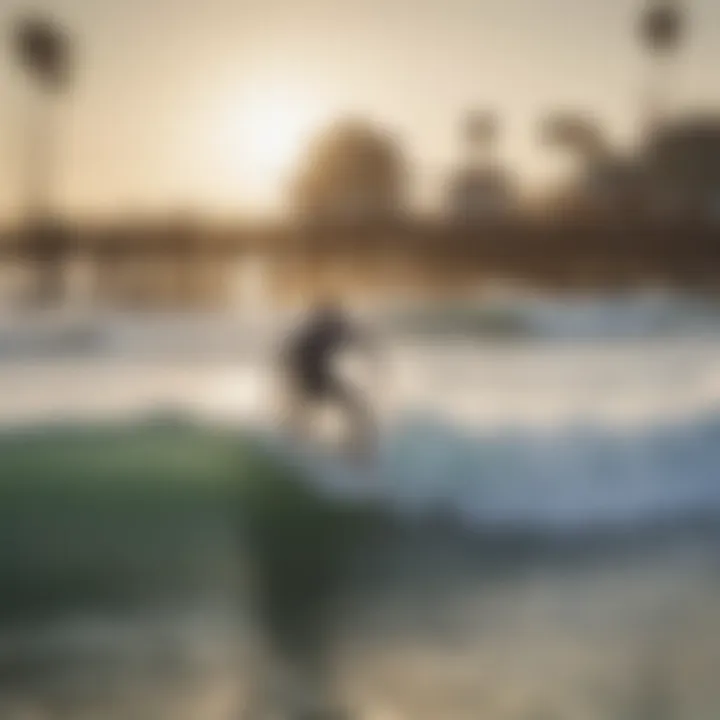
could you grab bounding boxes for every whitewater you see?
[2,289,720,534]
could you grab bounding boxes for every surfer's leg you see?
[329,379,376,458]
[281,376,312,441]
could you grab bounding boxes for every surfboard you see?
[261,424,380,506]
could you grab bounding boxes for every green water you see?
[3,419,720,719]
[0,418,380,626]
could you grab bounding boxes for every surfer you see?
[278,297,378,460]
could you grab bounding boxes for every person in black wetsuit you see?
[279,298,376,457]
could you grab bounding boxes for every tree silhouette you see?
[541,113,608,165]
[464,110,498,166]
[290,119,406,225]
[639,0,686,132]
[540,113,616,220]
[11,15,74,306]
[14,16,72,93]
[640,0,683,56]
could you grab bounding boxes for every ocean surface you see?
[1,290,720,719]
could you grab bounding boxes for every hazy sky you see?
[1,0,719,219]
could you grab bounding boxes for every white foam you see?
[359,413,720,531]
[2,292,720,533]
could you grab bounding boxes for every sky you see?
[1,0,719,220]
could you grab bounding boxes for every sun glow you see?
[210,80,330,208]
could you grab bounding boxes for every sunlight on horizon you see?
[206,78,333,210]
[1,0,720,219]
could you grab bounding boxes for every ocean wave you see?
[378,289,720,340]
[0,291,718,361]
[295,411,720,533]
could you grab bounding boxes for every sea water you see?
[1,290,720,719]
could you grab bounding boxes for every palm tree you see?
[290,118,406,225]
[641,0,683,57]
[12,15,74,305]
[540,112,614,218]
[540,112,607,166]
[464,110,498,167]
[639,0,685,132]
[449,111,515,223]
[14,16,72,92]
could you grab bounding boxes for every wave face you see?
[336,412,720,531]
[0,289,718,359]
[376,288,720,340]
[1,290,720,534]
[280,291,720,533]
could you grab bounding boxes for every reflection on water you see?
[336,527,720,720]
[2,511,720,719]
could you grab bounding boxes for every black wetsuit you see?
[282,306,375,455]
[285,308,352,399]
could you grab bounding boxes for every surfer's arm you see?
[349,323,385,383]
[347,321,377,356]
